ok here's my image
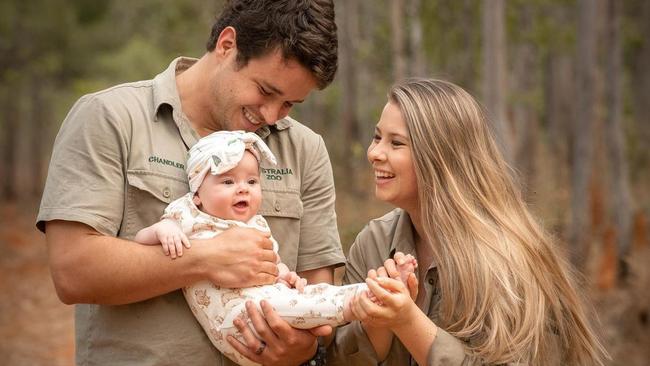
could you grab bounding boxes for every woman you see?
[328,79,608,365]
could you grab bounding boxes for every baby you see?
[135,131,416,366]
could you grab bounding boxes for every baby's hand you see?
[276,271,307,293]
[154,219,190,259]
[276,263,307,292]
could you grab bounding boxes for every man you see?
[37,1,343,365]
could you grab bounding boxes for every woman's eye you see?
[392,140,405,146]
[372,134,381,141]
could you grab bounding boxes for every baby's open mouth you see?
[234,201,249,208]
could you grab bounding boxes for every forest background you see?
[0,0,648,365]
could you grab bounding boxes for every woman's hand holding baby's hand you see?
[350,252,419,329]
[154,219,190,259]
[351,276,418,329]
[371,254,419,300]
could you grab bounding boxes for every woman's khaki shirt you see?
[328,209,470,366]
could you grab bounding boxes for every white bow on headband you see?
[186,131,277,193]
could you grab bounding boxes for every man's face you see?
[208,47,318,133]
[194,151,262,222]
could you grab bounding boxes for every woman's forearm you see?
[363,323,394,361]
[391,302,438,366]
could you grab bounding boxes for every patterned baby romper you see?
[162,193,367,366]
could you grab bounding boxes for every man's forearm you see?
[47,220,280,305]
[46,220,205,305]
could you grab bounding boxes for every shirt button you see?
[274,201,281,212]
[162,187,171,198]
[428,278,435,285]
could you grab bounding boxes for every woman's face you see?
[367,101,418,212]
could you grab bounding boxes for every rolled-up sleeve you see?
[427,328,476,366]
[37,95,127,236]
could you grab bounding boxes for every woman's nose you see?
[367,142,384,162]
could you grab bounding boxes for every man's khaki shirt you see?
[37,57,345,366]
[328,209,471,366]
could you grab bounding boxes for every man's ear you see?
[214,26,237,57]
[192,194,202,207]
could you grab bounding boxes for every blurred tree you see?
[570,0,598,271]
[338,0,362,179]
[510,1,539,190]
[605,0,633,278]
[483,0,513,163]
[543,1,574,184]
[626,0,650,185]
[407,0,425,77]
[390,0,406,81]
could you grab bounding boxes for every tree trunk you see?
[337,0,360,179]
[605,0,632,278]
[482,0,512,163]
[30,77,47,198]
[512,5,537,192]
[458,0,479,91]
[1,86,19,201]
[391,0,406,81]
[632,1,650,176]
[570,0,598,271]
[407,0,425,77]
[546,54,574,168]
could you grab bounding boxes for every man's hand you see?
[200,227,279,288]
[227,300,332,366]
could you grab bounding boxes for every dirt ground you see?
[0,201,647,365]
[0,203,74,365]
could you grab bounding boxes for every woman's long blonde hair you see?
[390,78,607,365]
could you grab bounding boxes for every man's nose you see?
[260,103,287,125]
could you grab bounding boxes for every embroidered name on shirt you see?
[262,167,293,181]
[149,156,185,170]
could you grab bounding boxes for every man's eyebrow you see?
[260,81,305,103]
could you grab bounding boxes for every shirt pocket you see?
[121,170,189,239]
[260,191,303,270]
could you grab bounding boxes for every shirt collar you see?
[388,209,417,257]
[255,116,294,139]
[152,57,197,122]
[389,209,438,271]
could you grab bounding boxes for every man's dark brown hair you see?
[207,0,338,89]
